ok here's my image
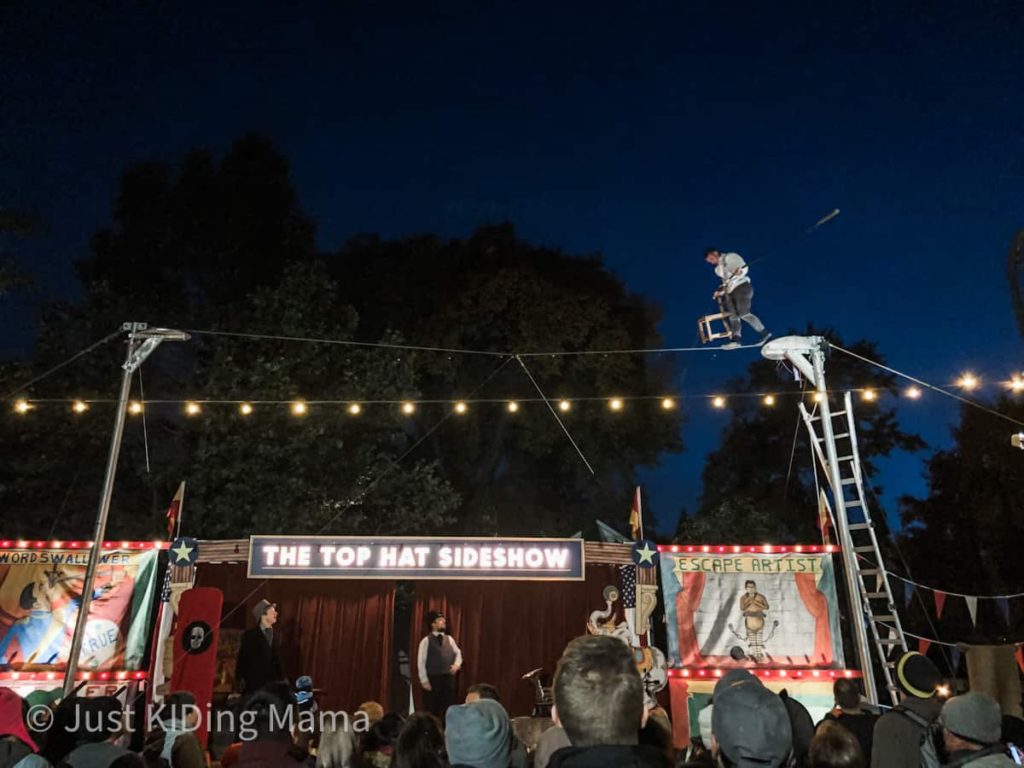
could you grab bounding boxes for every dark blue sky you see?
[3,1,1023,533]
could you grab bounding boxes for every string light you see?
[661,397,676,410]
[347,403,362,416]
[861,389,877,402]
[454,401,468,414]
[184,401,201,416]
[13,399,31,414]
[401,401,416,415]
[957,373,980,391]
[128,401,143,415]
[506,401,519,413]
[558,400,572,412]
[239,403,253,416]
[609,398,623,411]
[763,395,775,406]
[712,396,726,409]
[1009,376,1024,394]
[291,400,307,416]
[72,400,89,414]
[812,392,825,403]
[905,386,922,400]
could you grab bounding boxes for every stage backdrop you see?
[194,563,394,712]
[410,565,622,717]
[660,551,844,668]
[0,546,159,670]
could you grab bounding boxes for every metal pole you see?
[811,344,878,704]
[62,335,138,695]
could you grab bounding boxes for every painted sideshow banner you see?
[660,551,844,668]
[0,547,159,670]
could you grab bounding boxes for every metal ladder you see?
[799,391,908,704]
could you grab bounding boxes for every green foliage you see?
[0,139,682,540]
[678,331,924,543]
[899,397,1024,594]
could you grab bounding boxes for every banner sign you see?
[171,587,223,747]
[248,536,585,580]
[660,551,844,668]
[0,547,159,670]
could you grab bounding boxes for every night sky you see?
[3,2,1023,533]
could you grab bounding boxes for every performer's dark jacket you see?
[236,625,284,694]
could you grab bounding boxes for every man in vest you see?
[417,610,462,719]
[705,247,771,349]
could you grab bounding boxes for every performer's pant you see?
[424,673,457,718]
[723,284,765,337]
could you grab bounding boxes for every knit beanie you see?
[445,699,513,768]
[895,652,940,698]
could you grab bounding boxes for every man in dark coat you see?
[235,599,284,700]
[871,652,943,768]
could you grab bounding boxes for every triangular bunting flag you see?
[996,597,1010,626]
[965,596,978,628]
[934,590,947,620]
[1016,645,1024,676]
[949,646,962,674]
[918,638,931,656]
[903,580,914,608]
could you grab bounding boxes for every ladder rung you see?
[809,410,847,422]
[838,455,855,462]
[848,523,872,531]
[845,499,864,507]
[860,569,879,576]
[865,592,889,599]
[834,432,850,439]
[841,478,858,486]
[853,546,876,553]
[877,639,902,646]
[871,615,897,622]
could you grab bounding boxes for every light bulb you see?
[609,398,623,411]
[558,400,571,412]
[661,398,676,410]
[454,401,468,414]
[506,401,519,413]
[291,401,308,416]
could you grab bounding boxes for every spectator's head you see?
[426,611,446,633]
[395,712,446,768]
[711,673,792,768]
[295,675,315,709]
[809,722,864,768]
[253,599,278,627]
[940,692,1004,753]
[245,682,295,741]
[363,713,404,753]
[74,696,124,744]
[316,720,358,768]
[446,700,516,768]
[466,684,500,704]
[552,635,645,747]
[895,652,940,699]
[833,679,861,712]
[357,701,385,726]
[639,706,675,765]
[160,691,199,729]
[0,688,37,752]
[705,248,721,265]
[698,705,714,748]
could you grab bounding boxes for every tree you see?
[329,224,684,535]
[677,331,924,543]
[899,396,1024,596]
[1,141,684,540]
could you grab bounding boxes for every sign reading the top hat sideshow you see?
[248,536,586,580]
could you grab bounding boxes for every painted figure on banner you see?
[586,581,667,705]
[729,579,779,662]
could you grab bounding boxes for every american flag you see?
[619,565,653,647]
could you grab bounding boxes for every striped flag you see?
[166,482,185,540]
[629,487,643,541]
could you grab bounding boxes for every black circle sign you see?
[181,620,214,655]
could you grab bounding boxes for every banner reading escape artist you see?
[0,546,159,670]
[249,536,585,580]
[660,550,845,668]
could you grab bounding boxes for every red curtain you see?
[793,573,832,665]
[409,567,618,717]
[675,572,707,666]
[194,564,395,712]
